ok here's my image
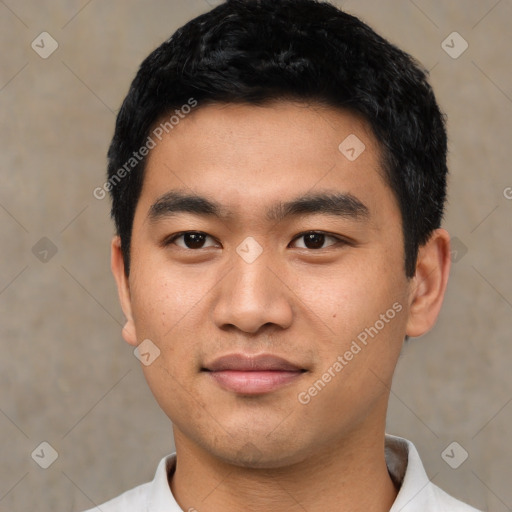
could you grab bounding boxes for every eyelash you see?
[162,230,349,251]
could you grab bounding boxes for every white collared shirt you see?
[83,434,481,511]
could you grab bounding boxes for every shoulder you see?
[79,453,177,512]
[80,481,151,512]
[385,434,483,512]
[431,483,483,512]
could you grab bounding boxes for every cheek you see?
[129,261,218,393]
[295,278,406,431]
[130,259,212,336]
[296,257,404,336]
[131,266,210,417]
[296,259,408,404]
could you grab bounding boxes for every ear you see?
[405,228,451,338]
[111,236,138,346]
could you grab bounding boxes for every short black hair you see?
[107,0,447,277]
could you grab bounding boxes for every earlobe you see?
[111,236,138,346]
[405,228,451,338]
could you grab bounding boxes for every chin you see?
[206,434,311,470]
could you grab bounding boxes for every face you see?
[113,101,433,468]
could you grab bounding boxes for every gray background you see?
[0,0,511,510]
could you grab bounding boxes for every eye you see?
[165,231,219,250]
[164,230,346,251]
[290,231,343,250]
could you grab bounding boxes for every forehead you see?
[136,101,396,223]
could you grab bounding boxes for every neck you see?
[169,421,398,512]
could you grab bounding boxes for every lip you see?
[204,353,304,372]
[202,353,306,394]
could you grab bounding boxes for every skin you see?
[111,101,451,512]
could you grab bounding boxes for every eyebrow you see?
[148,189,370,223]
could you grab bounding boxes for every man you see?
[86,0,481,510]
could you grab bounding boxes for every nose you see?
[211,248,294,335]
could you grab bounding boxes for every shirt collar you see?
[147,453,181,511]
[386,434,440,511]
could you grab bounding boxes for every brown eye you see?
[291,231,340,250]
[167,232,218,249]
